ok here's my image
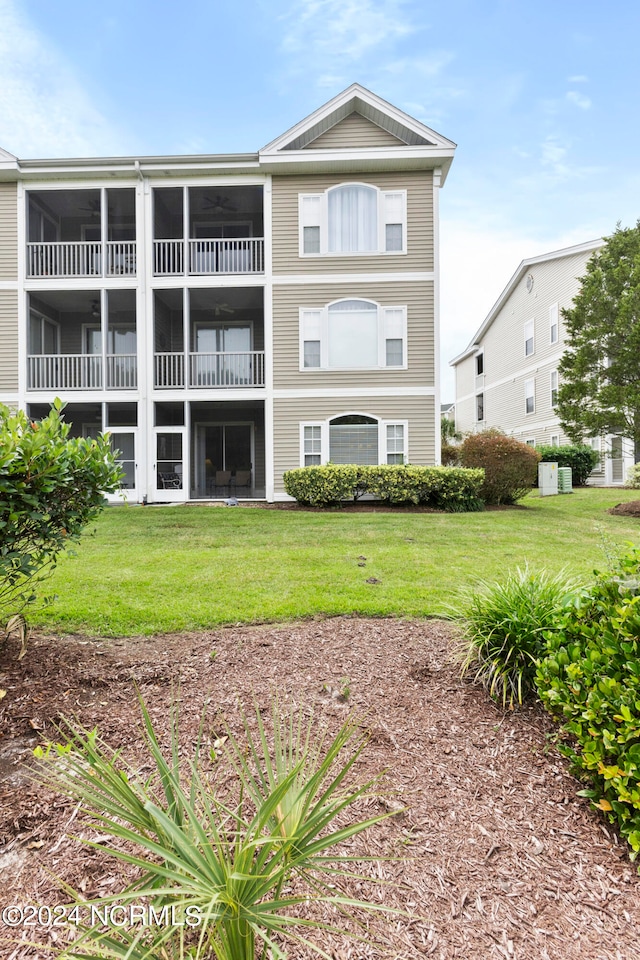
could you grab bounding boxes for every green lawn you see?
[34,488,640,636]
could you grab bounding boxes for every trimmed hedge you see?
[459,430,540,505]
[537,444,600,486]
[536,546,640,860]
[626,463,640,489]
[283,464,485,511]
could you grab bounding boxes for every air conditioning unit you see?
[558,466,573,493]
[538,462,558,496]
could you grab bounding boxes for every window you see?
[526,438,536,447]
[550,303,559,344]
[29,311,59,354]
[386,424,405,464]
[300,183,406,256]
[303,425,322,466]
[475,352,484,375]
[300,300,406,370]
[550,434,560,447]
[525,378,535,414]
[476,393,484,422]
[550,370,558,407]
[524,320,534,357]
[300,417,407,467]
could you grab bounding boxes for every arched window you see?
[300,299,406,370]
[329,415,379,465]
[299,183,406,256]
[327,184,377,253]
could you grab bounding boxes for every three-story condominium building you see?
[0,84,455,502]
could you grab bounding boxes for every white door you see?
[154,427,187,501]
[108,430,137,502]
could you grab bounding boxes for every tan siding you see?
[273,395,436,495]
[305,113,406,150]
[0,183,18,279]
[272,171,433,275]
[0,290,19,391]
[273,280,434,388]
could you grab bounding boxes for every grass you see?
[32,487,640,636]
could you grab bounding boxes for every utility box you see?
[558,466,573,493]
[538,461,558,496]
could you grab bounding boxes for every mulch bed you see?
[0,618,638,959]
[609,499,640,517]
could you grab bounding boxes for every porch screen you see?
[329,416,378,465]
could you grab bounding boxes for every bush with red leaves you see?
[459,429,541,504]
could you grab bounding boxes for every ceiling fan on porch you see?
[79,198,101,216]
[202,194,238,213]
[212,301,235,317]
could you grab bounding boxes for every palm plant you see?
[37,697,401,959]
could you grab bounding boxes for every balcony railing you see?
[26,242,137,278]
[27,354,137,390]
[154,351,265,388]
[153,238,264,276]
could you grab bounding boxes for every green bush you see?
[0,400,122,642]
[536,546,640,860]
[626,463,640,489]
[537,444,600,486]
[459,429,540,504]
[455,567,579,707]
[283,464,485,511]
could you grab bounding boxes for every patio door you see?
[154,427,187,501]
[193,422,253,498]
[108,430,137,501]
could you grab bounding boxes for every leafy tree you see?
[0,400,122,647]
[557,223,640,461]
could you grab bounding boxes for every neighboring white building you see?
[450,240,635,486]
[0,84,456,502]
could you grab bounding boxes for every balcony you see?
[154,351,265,389]
[27,354,137,391]
[27,241,137,279]
[153,238,264,277]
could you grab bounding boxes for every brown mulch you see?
[0,618,638,959]
[609,499,640,517]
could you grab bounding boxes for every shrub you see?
[537,444,600,486]
[455,567,579,707]
[536,546,640,860]
[36,696,399,959]
[283,464,485,511]
[459,429,540,504]
[441,441,461,466]
[0,401,122,645]
[626,463,640,489]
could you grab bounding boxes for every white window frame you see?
[476,393,484,423]
[550,302,559,344]
[550,369,558,408]
[29,309,60,355]
[524,319,535,357]
[299,416,408,467]
[298,183,407,257]
[299,299,407,371]
[475,351,484,376]
[550,434,560,447]
[525,378,535,415]
[525,438,536,447]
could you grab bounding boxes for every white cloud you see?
[0,0,126,157]
[568,75,588,83]
[566,90,592,111]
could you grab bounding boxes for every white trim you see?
[273,271,433,285]
[433,168,441,465]
[263,173,274,503]
[550,302,559,344]
[274,386,435,399]
[298,411,409,467]
[525,378,535,415]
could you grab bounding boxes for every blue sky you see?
[1,0,638,399]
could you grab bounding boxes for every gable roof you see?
[450,239,604,366]
[260,83,456,181]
